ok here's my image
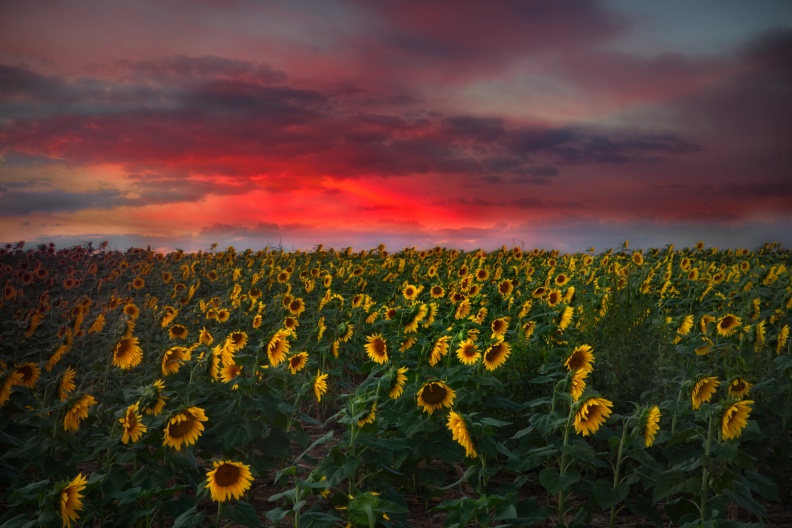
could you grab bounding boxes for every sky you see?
[1,0,791,253]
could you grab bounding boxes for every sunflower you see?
[59,367,77,401]
[389,367,408,399]
[644,405,661,447]
[754,321,766,352]
[216,309,230,323]
[64,395,97,432]
[573,397,613,436]
[523,321,536,339]
[123,303,140,319]
[700,315,716,334]
[721,400,754,440]
[167,324,188,340]
[416,381,455,415]
[546,289,563,307]
[141,380,167,416]
[87,313,105,334]
[447,411,477,458]
[14,362,41,388]
[727,378,753,399]
[317,317,327,341]
[1,370,23,406]
[564,345,594,374]
[691,376,720,410]
[430,285,445,298]
[477,341,509,372]
[498,279,514,297]
[119,402,147,444]
[221,363,243,383]
[490,317,510,340]
[677,315,694,336]
[113,336,143,370]
[287,352,309,374]
[716,314,741,337]
[163,406,208,451]
[404,304,428,333]
[357,403,377,427]
[337,322,354,342]
[364,334,388,364]
[454,299,471,319]
[59,473,88,528]
[224,330,248,352]
[132,277,145,290]
[313,370,329,402]
[267,330,291,366]
[456,339,480,365]
[557,306,574,331]
[777,324,790,354]
[205,460,254,502]
[632,251,644,266]
[162,346,191,376]
[568,369,587,401]
[402,283,420,301]
[429,336,452,366]
[288,298,306,316]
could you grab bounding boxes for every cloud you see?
[0,187,130,215]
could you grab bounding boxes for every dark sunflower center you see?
[116,340,131,358]
[168,417,196,438]
[486,344,503,362]
[720,316,736,329]
[567,353,583,370]
[231,334,244,345]
[215,464,240,487]
[462,345,477,358]
[422,384,447,404]
[372,339,385,355]
[18,366,33,381]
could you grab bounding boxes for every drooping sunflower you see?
[313,370,329,402]
[287,352,309,374]
[455,339,480,366]
[205,460,254,502]
[316,317,327,341]
[59,473,88,528]
[267,330,291,366]
[700,315,716,334]
[523,321,536,339]
[716,314,741,337]
[727,377,753,399]
[162,406,208,451]
[644,405,661,447]
[87,313,106,334]
[389,367,408,399]
[168,324,188,340]
[677,315,694,336]
[221,363,243,384]
[14,362,41,389]
[404,304,428,333]
[483,341,511,371]
[564,345,594,374]
[777,324,790,354]
[691,376,720,410]
[119,402,147,444]
[557,306,574,332]
[364,334,389,364]
[573,397,613,436]
[1,370,24,406]
[429,336,452,366]
[162,346,191,376]
[447,411,477,458]
[113,336,143,370]
[140,379,167,416]
[337,322,354,343]
[754,320,766,352]
[721,400,754,440]
[490,317,510,340]
[568,369,587,402]
[59,367,77,401]
[64,394,98,432]
[454,299,471,319]
[357,403,377,427]
[416,381,455,415]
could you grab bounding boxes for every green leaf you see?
[265,507,290,523]
[743,470,780,502]
[479,417,511,427]
[226,500,262,528]
[723,482,767,520]
[652,469,685,504]
[592,479,629,509]
[171,507,205,528]
[295,430,333,463]
[539,467,581,494]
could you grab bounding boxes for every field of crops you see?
[1,240,790,527]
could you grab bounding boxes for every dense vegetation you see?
[1,240,790,527]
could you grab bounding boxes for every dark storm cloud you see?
[112,55,288,85]
[0,187,130,215]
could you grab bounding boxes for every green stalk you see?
[700,414,714,523]
[671,386,684,435]
[609,420,628,528]
[558,408,574,524]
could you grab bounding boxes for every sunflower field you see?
[1,240,791,527]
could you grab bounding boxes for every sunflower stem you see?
[557,407,574,525]
[671,386,684,435]
[216,501,223,527]
[700,413,714,523]
[609,419,629,528]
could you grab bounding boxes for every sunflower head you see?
[691,376,720,410]
[483,341,511,371]
[727,377,753,399]
[313,370,329,402]
[59,473,88,528]
[205,460,254,502]
[573,397,613,436]
[447,411,477,458]
[162,406,208,451]
[455,339,480,366]
[416,381,455,415]
[564,345,594,373]
[113,337,143,370]
[721,400,754,440]
[643,405,661,447]
[364,334,389,364]
[287,352,309,375]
